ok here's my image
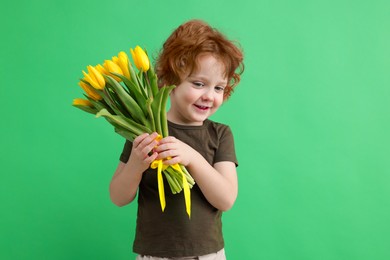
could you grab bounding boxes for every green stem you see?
[147,65,159,97]
[160,85,175,137]
[146,98,156,132]
[151,89,164,135]
[163,169,181,194]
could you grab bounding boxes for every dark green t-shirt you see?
[119,119,238,257]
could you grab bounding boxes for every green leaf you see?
[115,127,137,141]
[84,95,111,113]
[96,109,145,136]
[111,72,149,116]
[128,59,146,96]
[104,75,149,127]
[73,104,97,114]
[102,88,122,114]
[122,116,152,134]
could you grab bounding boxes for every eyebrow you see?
[187,75,228,86]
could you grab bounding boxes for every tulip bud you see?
[72,98,93,107]
[103,60,123,81]
[72,98,97,114]
[82,70,101,90]
[95,64,108,75]
[79,81,102,101]
[130,46,150,72]
[112,56,119,64]
[117,51,130,78]
[87,65,105,89]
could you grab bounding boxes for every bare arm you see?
[109,132,159,206]
[187,155,238,211]
[155,136,238,211]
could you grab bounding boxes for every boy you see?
[110,19,244,259]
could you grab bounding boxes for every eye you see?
[215,86,225,93]
[193,81,205,88]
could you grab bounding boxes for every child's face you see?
[167,54,227,126]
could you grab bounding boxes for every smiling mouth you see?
[194,104,210,110]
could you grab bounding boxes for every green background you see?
[1,0,389,259]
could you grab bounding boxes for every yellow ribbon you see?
[150,160,191,218]
[150,159,167,212]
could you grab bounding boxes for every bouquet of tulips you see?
[73,46,194,217]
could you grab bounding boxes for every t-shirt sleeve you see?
[214,125,238,166]
[119,140,132,163]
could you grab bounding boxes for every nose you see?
[201,88,214,101]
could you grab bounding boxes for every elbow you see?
[110,195,133,207]
[109,188,134,207]
[109,193,123,207]
[217,196,237,212]
[220,202,235,212]
[111,198,127,207]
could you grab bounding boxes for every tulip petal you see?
[103,60,123,81]
[72,98,97,114]
[78,81,102,100]
[118,51,130,79]
[131,46,150,72]
[88,65,105,89]
[82,70,100,90]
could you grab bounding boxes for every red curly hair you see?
[155,19,244,99]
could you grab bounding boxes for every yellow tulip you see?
[82,70,99,90]
[78,81,102,101]
[88,65,105,89]
[103,59,123,81]
[95,64,108,75]
[112,55,119,63]
[130,46,150,72]
[117,51,130,78]
[72,98,93,107]
[82,66,105,90]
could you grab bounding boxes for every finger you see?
[136,133,160,158]
[149,132,160,140]
[155,139,179,153]
[144,152,158,164]
[141,140,159,157]
[158,136,177,145]
[133,133,149,148]
[162,156,179,166]
[134,132,159,149]
[140,132,159,146]
[157,150,176,160]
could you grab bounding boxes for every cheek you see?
[172,88,191,104]
[182,90,199,104]
[215,95,224,107]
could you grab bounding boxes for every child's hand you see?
[155,136,197,167]
[128,132,160,173]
